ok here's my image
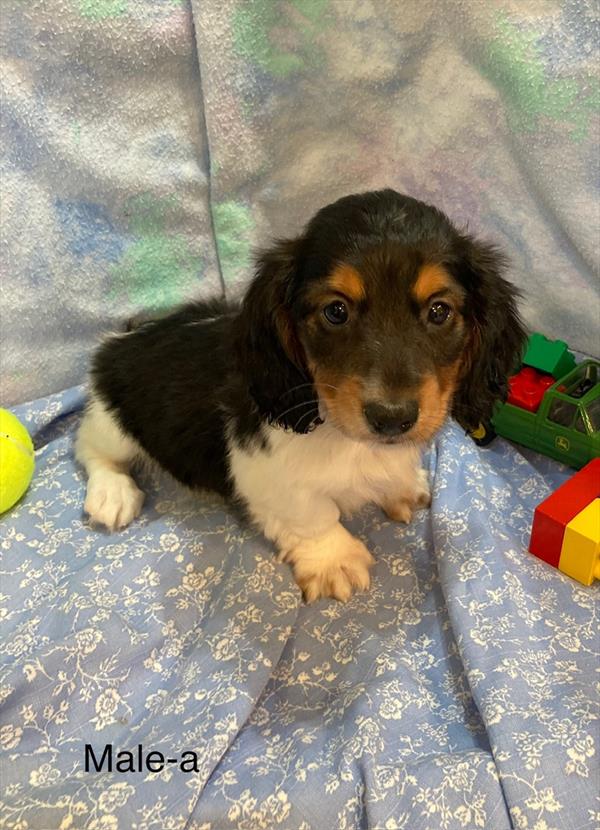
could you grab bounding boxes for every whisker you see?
[277,381,341,400]
[278,383,315,399]
[294,406,322,433]
[275,399,321,422]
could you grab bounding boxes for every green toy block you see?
[523,333,576,379]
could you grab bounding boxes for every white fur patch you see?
[76,395,145,530]
[84,468,144,531]
[229,419,429,600]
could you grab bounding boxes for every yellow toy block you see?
[558,499,600,586]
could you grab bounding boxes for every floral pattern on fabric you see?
[0,389,597,828]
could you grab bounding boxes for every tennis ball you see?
[0,409,35,514]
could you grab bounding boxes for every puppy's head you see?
[236,189,526,442]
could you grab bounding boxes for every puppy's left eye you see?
[323,300,349,325]
[428,302,452,325]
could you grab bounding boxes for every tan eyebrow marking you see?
[412,263,455,304]
[327,264,366,302]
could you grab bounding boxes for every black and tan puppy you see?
[76,189,525,601]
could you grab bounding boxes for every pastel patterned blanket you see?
[1,0,598,405]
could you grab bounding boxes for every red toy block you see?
[529,458,600,567]
[507,367,555,412]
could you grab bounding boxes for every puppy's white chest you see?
[241,422,422,512]
[322,434,420,511]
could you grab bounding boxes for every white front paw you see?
[279,524,375,602]
[84,470,144,531]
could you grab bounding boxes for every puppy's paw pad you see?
[84,472,144,531]
[296,537,374,603]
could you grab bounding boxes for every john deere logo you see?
[555,436,570,452]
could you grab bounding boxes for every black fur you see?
[449,235,525,431]
[91,189,526,496]
[93,298,238,497]
[233,239,321,433]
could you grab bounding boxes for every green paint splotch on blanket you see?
[78,0,185,20]
[478,12,599,139]
[110,194,203,311]
[232,0,328,78]
[212,201,254,281]
[78,0,128,20]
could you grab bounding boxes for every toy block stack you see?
[523,333,577,378]
[529,458,600,585]
[507,334,575,413]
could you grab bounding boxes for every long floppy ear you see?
[235,239,320,433]
[451,236,527,432]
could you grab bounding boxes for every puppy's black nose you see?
[364,400,419,436]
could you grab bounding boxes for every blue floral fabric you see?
[0,390,597,829]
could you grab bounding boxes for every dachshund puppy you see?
[76,189,525,601]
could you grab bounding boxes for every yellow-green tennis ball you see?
[0,409,35,514]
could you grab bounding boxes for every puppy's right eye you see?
[427,301,452,325]
[323,301,349,325]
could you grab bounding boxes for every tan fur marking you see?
[413,360,462,442]
[327,264,366,302]
[275,308,304,367]
[312,362,462,444]
[412,263,455,304]
[460,323,482,379]
[383,490,431,524]
[312,370,369,439]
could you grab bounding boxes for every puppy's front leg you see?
[248,494,374,602]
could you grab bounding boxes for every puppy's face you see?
[238,189,526,441]
[297,255,467,443]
